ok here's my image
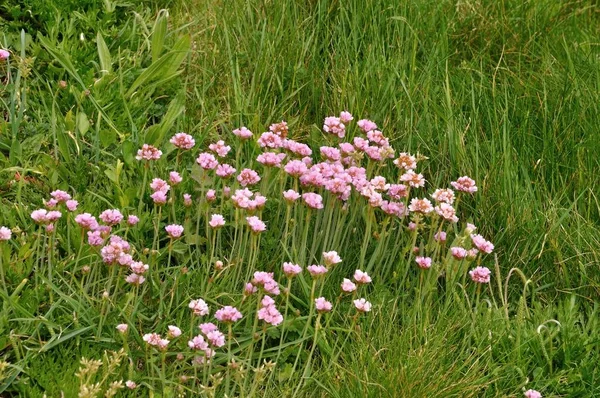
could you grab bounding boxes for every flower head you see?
[315,297,333,312]
[169,171,183,185]
[165,224,184,239]
[189,299,210,316]
[524,390,542,398]
[209,214,226,228]
[246,216,266,233]
[215,306,243,323]
[451,176,477,193]
[469,266,491,284]
[471,234,494,254]
[353,269,372,284]
[196,153,218,170]
[354,298,372,313]
[136,144,162,161]
[282,262,302,277]
[323,251,342,267]
[283,189,301,202]
[99,209,123,225]
[341,278,356,293]
[116,324,128,333]
[170,132,195,149]
[75,213,98,230]
[237,168,261,186]
[0,49,10,60]
[307,264,328,277]
[127,215,139,226]
[415,256,432,269]
[233,126,253,140]
[167,325,182,338]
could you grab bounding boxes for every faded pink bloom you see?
[0,49,10,60]
[469,266,491,283]
[205,330,225,347]
[136,144,162,161]
[471,234,494,254]
[0,226,11,241]
[435,203,459,222]
[46,211,62,222]
[409,198,434,214]
[165,224,184,238]
[282,262,302,277]
[246,216,266,233]
[199,322,219,335]
[196,152,218,170]
[354,269,372,284]
[116,324,128,333]
[209,140,231,157]
[215,260,224,270]
[451,247,468,260]
[209,214,225,228]
[206,189,217,202]
[99,209,123,225]
[400,170,425,188]
[357,119,377,132]
[128,261,148,275]
[244,282,257,295]
[415,256,432,269]
[323,251,342,266]
[307,264,328,277]
[315,297,332,312]
[431,188,455,204]
[151,191,167,205]
[168,325,182,338]
[341,278,356,293]
[434,231,447,243]
[393,153,417,170]
[366,130,388,146]
[170,132,195,150]
[127,215,139,226]
[237,168,261,186]
[125,273,145,285]
[233,126,253,140]
[75,213,98,230]
[353,137,369,151]
[388,184,409,200]
[44,198,58,209]
[125,380,137,389]
[465,223,477,234]
[216,164,237,178]
[467,248,479,260]
[302,192,324,209]
[143,333,163,346]
[339,111,353,123]
[408,222,417,231]
[451,176,478,193]
[215,306,243,323]
[189,299,210,316]
[169,171,182,185]
[188,334,209,350]
[524,390,542,398]
[283,189,301,202]
[183,193,193,207]
[46,224,55,232]
[257,132,283,149]
[31,209,49,224]
[269,121,289,137]
[354,298,372,313]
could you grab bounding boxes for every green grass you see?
[1,0,600,396]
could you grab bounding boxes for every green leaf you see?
[76,111,90,136]
[39,326,93,353]
[96,31,112,75]
[151,10,169,63]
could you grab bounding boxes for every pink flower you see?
[353,298,372,313]
[165,224,184,238]
[431,188,455,204]
[323,116,346,138]
[435,203,459,222]
[205,330,225,347]
[415,256,432,269]
[189,299,209,316]
[199,322,219,335]
[257,132,283,149]
[252,271,280,295]
[320,146,341,161]
[257,296,283,326]
[183,193,193,207]
[87,231,104,246]
[339,111,353,123]
[206,189,217,202]
[44,199,58,209]
[233,126,253,140]
[257,152,286,167]
[307,264,328,277]
[150,178,170,193]
[216,164,237,178]
[269,121,289,137]
[244,282,257,295]
[209,214,225,228]
[129,261,148,274]
[51,190,72,202]
[471,234,494,254]
[284,160,308,177]
[0,49,10,60]
[323,251,342,266]
[524,390,542,398]
[143,333,163,346]
[451,247,467,260]
[0,226,11,241]
[400,170,425,188]
[302,192,324,209]
[282,262,302,277]
[196,152,218,170]
[393,153,417,170]
[283,189,301,202]
[46,224,55,232]
[467,248,479,260]
[125,273,145,285]
[151,191,168,205]
[209,140,231,157]
[215,306,243,323]
[465,223,477,234]
[388,184,409,200]
[136,144,162,161]
[65,200,78,211]
[409,198,434,214]
[46,211,62,222]
[246,216,266,233]
[315,297,332,312]
[125,380,137,389]
[127,215,139,226]
[341,278,356,293]
[353,269,372,284]
[168,325,182,338]
[469,266,491,283]
[99,209,123,225]
[170,132,195,149]
[237,168,261,186]
[31,209,49,224]
[366,130,388,146]
[169,171,182,185]
[451,176,477,193]
[116,324,128,333]
[357,119,377,132]
[408,222,417,231]
[75,213,98,230]
[188,334,209,350]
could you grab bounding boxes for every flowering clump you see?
[257,296,283,326]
